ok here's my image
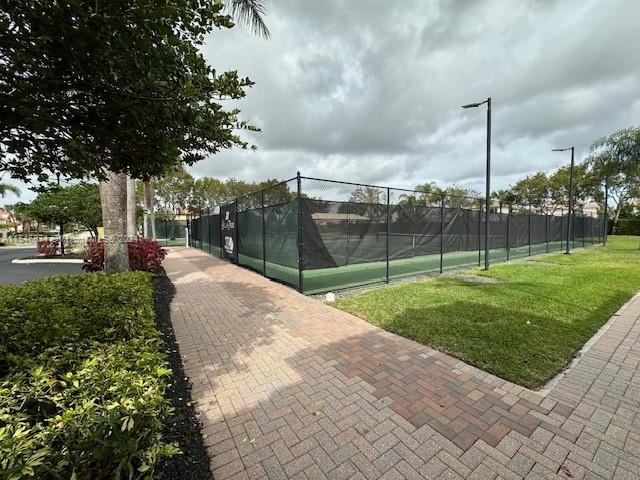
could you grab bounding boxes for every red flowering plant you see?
[83,239,105,272]
[36,239,59,256]
[83,238,166,272]
[128,237,167,272]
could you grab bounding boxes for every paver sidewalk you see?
[165,247,640,479]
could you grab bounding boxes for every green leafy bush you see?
[0,273,177,480]
[612,219,640,235]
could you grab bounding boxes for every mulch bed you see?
[153,268,213,480]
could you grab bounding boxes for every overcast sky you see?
[2,0,639,206]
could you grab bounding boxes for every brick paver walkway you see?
[165,247,640,479]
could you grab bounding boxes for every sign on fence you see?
[220,203,237,262]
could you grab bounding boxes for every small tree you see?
[587,129,640,233]
[154,167,196,220]
[21,184,102,238]
[349,186,383,204]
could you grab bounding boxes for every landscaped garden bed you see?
[0,269,211,479]
[333,235,640,389]
[153,269,213,480]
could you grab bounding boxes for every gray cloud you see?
[190,0,638,195]
[2,0,637,207]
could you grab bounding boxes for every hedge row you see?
[612,219,640,236]
[0,272,177,479]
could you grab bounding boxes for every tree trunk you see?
[127,177,137,237]
[143,180,156,238]
[99,172,129,273]
[611,201,624,235]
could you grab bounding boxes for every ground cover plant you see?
[333,236,640,388]
[0,272,177,479]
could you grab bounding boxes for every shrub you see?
[83,239,105,273]
[128,238,167,272]
[83,238,167,273]
[612,219,640,235]
[0,272,177,479]
[36,240,59,256]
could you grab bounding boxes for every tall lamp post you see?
[462,97,491,270]
[552,146,575,254]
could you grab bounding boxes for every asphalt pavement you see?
[0,247,83,284]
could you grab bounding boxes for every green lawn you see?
[333,236,640,389]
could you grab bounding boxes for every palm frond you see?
[226,0,270,39]
[0,182,21,198]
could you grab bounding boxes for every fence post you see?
[545,211,549,253]
[234,198,239,264]
[582,215,586,247]
[440,194,444,273]
[560,207,564,252]
[261,190,267,275]
[506,204,511,260]
[412,205,416,258]
[385,187,390,283]
[345,201,350,265]
[199,208,203,250]
[163,219,167,247]
[477,204,482,267]
[528,205,532,257]
[207,208,212,254]
[296,172,303,293]
[604,180,608,244]
[571,210,575,250]
[218,206,224,259]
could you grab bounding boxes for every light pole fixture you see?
[552,146,575,254]
[462,97,491,270]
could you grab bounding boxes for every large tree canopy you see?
[0,0,257,182]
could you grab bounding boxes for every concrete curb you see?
[12,258,85,265]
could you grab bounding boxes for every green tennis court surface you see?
[195,240,596,294]
[155,237,187,246]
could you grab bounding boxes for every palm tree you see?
[225,0,270,38]
[0,182,21,198]
[99,173,130,273]
[491,189,516,214]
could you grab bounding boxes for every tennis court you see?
[147,218,188,246]
[189,174,606,294]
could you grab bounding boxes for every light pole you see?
[462,97,491,270]
[552,146,575,254]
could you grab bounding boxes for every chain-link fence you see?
[188,173,606,294]
[145,218,188,246]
